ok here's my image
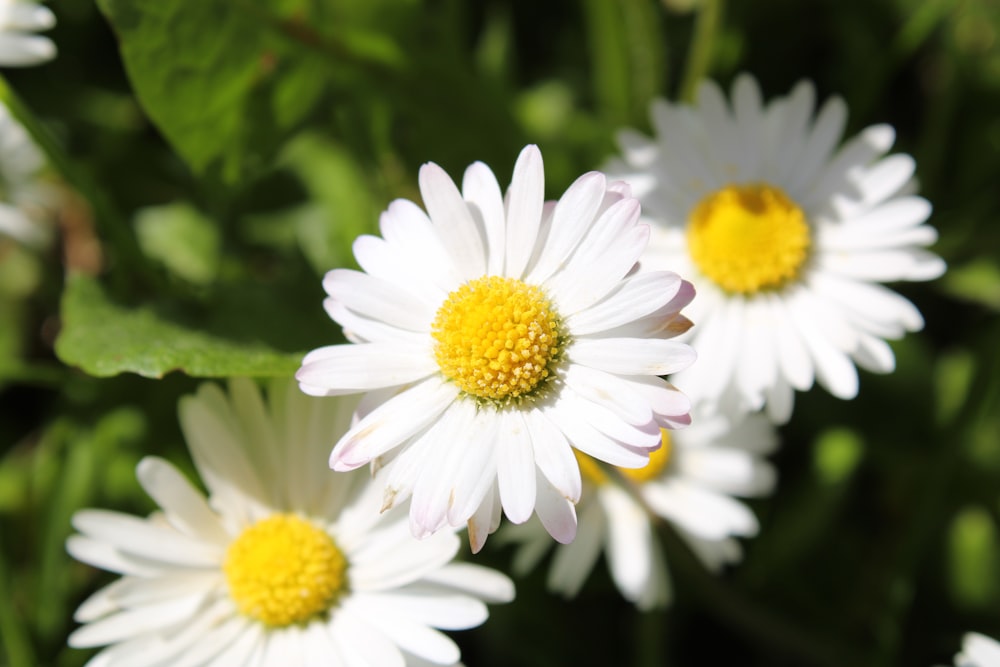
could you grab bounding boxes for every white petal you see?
[462,161,506,274]
[534,471,577,544]
[420,563,516,604]
[566,270,685,335]
[526,171,607,285]
[72,510,222,567]
[297,343,436,397]
[570,337,696,376]
[358,591,488,630]
[342,597,461,665]
[419,162,486,280]
[0,34,55,66]
[324,269,436,332]
[330,378,458,471]
[546,199,646,314]
[135,457,229,544]
[349,526,459,592]
[524,407,581,503]
[643,479,758,540]
[563,364,653,426]
[328,608,406,667]
[548,500,603,594]
[68,595,205,648]
[600,485,654,604]
[504,145,545,278]
[467,481,501,554]
[495,410,537,524]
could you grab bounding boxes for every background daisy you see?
[297,144,696,550]
[0,99,51,246]
[504,405,777,610]
[608,74,946,422]
[952,633,1000,667]
[0,0,55,67]
[67,378,514,667]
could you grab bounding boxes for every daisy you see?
[0,99,51,246]
[297,144,696,551]
[953,633,1000,667]
[67,378,514,667]
[505,405,776,610]
[607,74,946,422]
[0,0,55,67]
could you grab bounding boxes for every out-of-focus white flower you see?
[67,379,514,667]
[953,633,1000,667]
[608,74,945,422]
[505,405,777,610]
[297,144,696,551]
[0,100,51,246]
[0,0,55,67]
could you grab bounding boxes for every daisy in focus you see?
[504,406,776,610]
[0,99,52,246]
[0,0,55,67]
[952,633,1000,667]
[67,379,514,667]
[297,144,696,551]
[607,74,946,422]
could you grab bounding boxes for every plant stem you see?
[679,0,722,103]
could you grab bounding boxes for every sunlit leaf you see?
[55,275,306,378]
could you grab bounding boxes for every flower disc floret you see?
[223,514,346,627]
[432,275,561,402]
[687,184,810,294]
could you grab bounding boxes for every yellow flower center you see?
[574,430,674,487]
[431,276,561,403]
[687,183,811,294]
[223,514,346,627]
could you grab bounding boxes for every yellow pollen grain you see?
[223,514,346,628]
[687,183,811,294]
[432,276,560,401]
[619,429,673,484]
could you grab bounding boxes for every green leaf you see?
[948,505,1000,609]
[940,257,1000,311]
[96,0,329,183]
[134,202,221,285]
[280,134,380,274]
[55,275,306,378]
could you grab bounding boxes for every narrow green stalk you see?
[0,537,36,667]
[679,0,723,103]
[0,76,153,290]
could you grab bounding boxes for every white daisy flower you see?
[607,74,946,422]
[0,0,55,67]
[0,99,51,246]
[67,379,514,667]
[505,405,777,610]
[954,633,1000,667]
[296,144,696,551]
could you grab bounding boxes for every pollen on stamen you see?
[432,276,562,403]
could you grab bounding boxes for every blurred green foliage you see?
[1,0,999,666]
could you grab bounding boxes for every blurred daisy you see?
[0,100,51,246]
[0,0,55,67]
[504,405,776,610]
[953,633,1000,667]
[297,144,696,551]
[67,379,514,667]
[608,74,945,421]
